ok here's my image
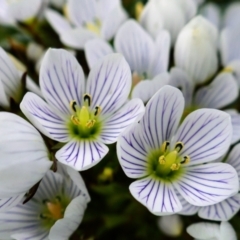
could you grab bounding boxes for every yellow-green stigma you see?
[221,66,233,73]
[147,141,190,181]
[86,19,102,35]
[68,94,102,140]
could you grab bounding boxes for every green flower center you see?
[67,94,102,140]
[39,196,69,229]
[147,141,190,182]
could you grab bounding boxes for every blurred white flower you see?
[174,16,218,84]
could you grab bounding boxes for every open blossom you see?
[0,168,89,240]
[117,85,238,215]
[20,49,144,171]
[187,221,237,240]
[45,0,127,49]
[0,112,52,211]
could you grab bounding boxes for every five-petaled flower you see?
[117,85,238,215]
[20,49,144,171]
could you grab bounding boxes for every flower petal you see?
[20,92,69,142]
[114,19,154,75]
[226,143,240,188]
[100,98,144,144]
[140,85,184,149]
[130,177,182,215]
[45,9,72,35]
[56,140,109,171]
[0,112,51,198]
[198,194,240,221]
[49,195,87,240]
[40,48,85,115]
[131,72,170,103]
[219,221,237,240]
[84,38,114,69]
[187,222,220,239]
[101,4,127,40]
[0,194,25,213]
[60,27,97,50]
[86,53,131,115]
[67,0,96,27]
[174,163,239,207]
[0,47,20,102]
[0,79,10,108]
[117,124,148,179]
[148,30,171,78]
[169,67,194,107]
[173,109,232,165]
[176,191,199,216]
[194,72,238,109]
[225,109,240,144]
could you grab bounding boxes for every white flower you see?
[139,0,197,44]
[174,16,218,83]
[117,85,238,215]
[20,49,144,171]
[45,0,127,49]
[187,221,237,240]
[0,168,89,240]
[0,112,52,211]
[0,47,42,109]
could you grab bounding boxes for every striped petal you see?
[56,140,109,171]
[114,20,154,75]
[148,30,171,78]
[227,143,240,188]
[60,27,97,50]
[174,163,239,207]
[169,67,194,107]
[226,109,240,144]
[131,72,170,103]
[86,53,131,115]
[0,194,24,213]
[100,98,144,144]
[130,177,182,215]
[20,92,69,142]
[67,0,96,27]
[0,47,21,104]
[172,109,232,165]
[176,192,199,216]
[84,38,114,69]
[49,195,87,240]
[194,72,238,109]
[140,85,184,149]
[198,194,240,221]
[40,48,85,115]
[117,124,149,179]
[45,9,72,35]
[0,112,51,198]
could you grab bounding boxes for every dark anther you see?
[70,100,77,112]
[175,142,184,153]
[83,94,92,106]
[164,141,170,151]
[94,106,101,116]
[180,156,190,164]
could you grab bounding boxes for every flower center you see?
[85,19,102,35]
[147,141,190,181]
[68,94,102,140]
[221,66,233,74]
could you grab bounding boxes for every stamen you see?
[222,66,233,73]
[175,142,184,153]
[71,115,80,125]
[181,155,190,164]
[70,100,77,112]
[161,141,170,153]
[83,94,92,106]
[86,119,96,128]
[94,106,101,116]
[170,163,180,171]
[159,155,166,164]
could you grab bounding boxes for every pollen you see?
[222,66,233,73]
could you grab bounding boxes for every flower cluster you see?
[0,0,240,239]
